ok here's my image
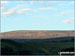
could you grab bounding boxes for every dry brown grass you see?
[0,30,74,39]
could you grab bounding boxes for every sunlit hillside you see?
[0,31,74,39]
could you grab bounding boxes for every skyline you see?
[1,0,74,32]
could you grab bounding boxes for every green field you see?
[1,37,74,55]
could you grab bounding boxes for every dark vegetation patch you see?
[1,37,74,55]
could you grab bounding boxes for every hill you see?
[0,30,74,39]
[0,30,74,55]
[1,37,74,55]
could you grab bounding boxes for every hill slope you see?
[0,30,74,39]
[1,38,74,55]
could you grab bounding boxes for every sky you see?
[0,0,75,32]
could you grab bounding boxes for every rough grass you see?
[1,37,74,55]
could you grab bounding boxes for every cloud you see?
[48,1,57,4]
[55,10,74,17]
[2,8,16,15]
[0,7,4,15]
[30,0,35,5]
[0,7,4,11]
[1,1,8,5]
[30,0,45,5]
[32,24,40,26]
[63,17,75,23]
[68,1,74,5]
[17,8,34,14]
[16,4,25,8]
[61,12,67,16]
[59,1,74,6]
[39,7,56,10]
[1,7,36,15]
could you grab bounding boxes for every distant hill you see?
[0,30,74,39]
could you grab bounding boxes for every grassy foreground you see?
[1,37,74,55]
